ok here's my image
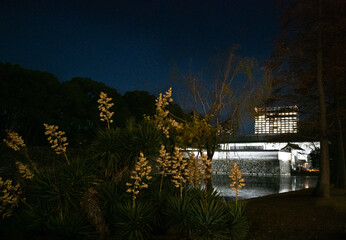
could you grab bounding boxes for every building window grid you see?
[254,106,298,134]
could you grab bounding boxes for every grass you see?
[244,187,346,240]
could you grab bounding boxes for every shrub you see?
[224,201,249,240]
[190,199,228,240]
[97,179,129,227]
[115,200,155,240]
[163,192,193,237]
[1,89,250,240]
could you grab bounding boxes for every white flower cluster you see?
[153,88,183,139]
[0,177,22,219]
[126,152,152,203]
[16,161,34,180]
[187,151,211,187]
[169,118,183,130]
[156,145,172,176]
[229,162,245,204]
[171,147,189,190]
[97,92,114,129]
[156,88,172,118]
[155,88,172,138]
[200,150,212,184]
[3,130,26,151]
[43,123,69,155]
[187,153,203,186]
[3,130,39,173]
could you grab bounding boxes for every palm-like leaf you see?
[136,120,162,156]
[92,121,161,181]
[163,193,193,237]
[115,201,154,240]
[26,157,96,221]
[21,201,96,240]
[97,180,130,225]
[188,187,221,203]
[45,210,96,240]
[190,199,228,240]
[224,202,249,240]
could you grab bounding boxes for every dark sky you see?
[0,0,279,97]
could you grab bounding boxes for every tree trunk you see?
[315,0,330,198]
[205,140,214,191]
[336,116,346,188]
[333,0,346,189]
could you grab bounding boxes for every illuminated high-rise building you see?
[254,106,298,134]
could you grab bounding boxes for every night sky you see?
[0,0,279,97]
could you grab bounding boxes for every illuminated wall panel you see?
[254,106,298,134]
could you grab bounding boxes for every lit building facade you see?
[186,138,320,175]
[185,105,319,176]
[254,106,298,134]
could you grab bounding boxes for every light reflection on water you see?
[212,175,319,200]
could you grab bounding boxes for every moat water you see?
[212,175,319,200]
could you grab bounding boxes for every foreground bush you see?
[1,90,249,240]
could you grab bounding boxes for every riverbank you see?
[291,170,320,176]
[244,187,346,240]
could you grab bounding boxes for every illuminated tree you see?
[178,47,255,190]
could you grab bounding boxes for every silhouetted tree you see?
[123,90,156,121]
[177,47,255,190]
[0,62,63,145]
[266,0,346,195]
[60,77,131,146]
[0,63,133,147]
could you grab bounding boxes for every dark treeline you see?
[0,62,185,147]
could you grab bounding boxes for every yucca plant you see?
[97,179,130,226]
[142,174,176,234]
[20,198,96,240]
[92,127,135,181]
[21,198,53,235]
[224,201,249,240]
[115,200,155,240]
[92,120,161,182]
[45,210,97,240]
[25,156,96,228]
[190,199,228,240]
[163,192,193,238]
[135,119,162,157]
[188,186,221,204]
[28,171,76,216]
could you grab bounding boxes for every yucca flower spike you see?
[126,152,152,207]
[97,91,114,130]
[44,123,70,165]
[3,130,26,151]
[229,162,245,205]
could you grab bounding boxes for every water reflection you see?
[212,175,318,200]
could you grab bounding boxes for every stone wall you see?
[279,160,291,175]
[212,158,291,176]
